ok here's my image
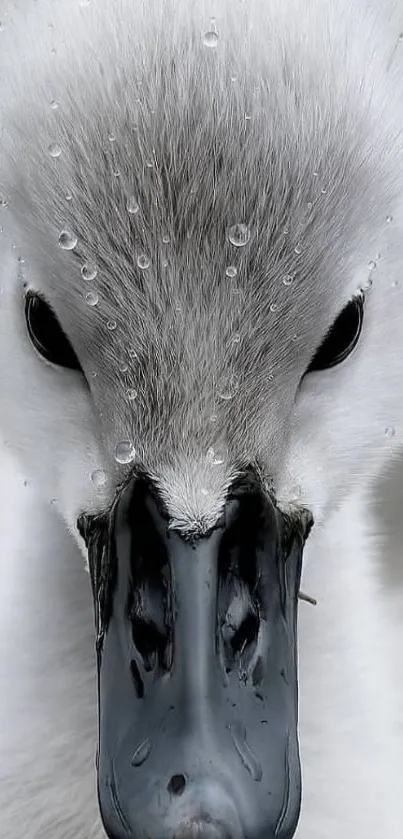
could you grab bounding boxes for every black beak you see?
[78,469,313,839]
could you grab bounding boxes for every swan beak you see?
[78,472,313,839]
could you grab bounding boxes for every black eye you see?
[25,291,82,371]
[306,295,364,373]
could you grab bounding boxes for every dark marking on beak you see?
[78,468,313,839]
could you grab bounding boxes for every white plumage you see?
[1,0,403,836]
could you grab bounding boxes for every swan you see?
[1,0,403,837]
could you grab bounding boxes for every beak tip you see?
[173,819,236,839]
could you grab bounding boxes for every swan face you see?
[1,1,403,837]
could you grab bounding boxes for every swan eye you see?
[306,295,364,373]
[24,291,82,371]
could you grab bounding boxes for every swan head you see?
[1,1,403,837]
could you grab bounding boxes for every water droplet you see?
[113,169,121,178]
[119,360,129,373]
[228,223,251,248]
[108,133,116,142]
[85,291,99,307]
[91,469,107,487]
[131,738,152,767]
[313,171,319,178]
[391,279,399,289]
[81,261,98,281]
[231,332,241,344]
[127,388,138,401]
[320,187,327,194]
[137,253,150,270]
[294,243,302,255]
[50,99,59,110]
[201,487,209,497]
[114,440,136,464]
[0,22,4,32]
[385,426,396,438]
[231,75,237,83]
[65,190,73,202]
[128,347,138,359]
[203,29,219,48]
[368,260,377,271]
[107,319,117,331]
[206,446,225,466]
[162,234,170,244]
[244,114,251,122]
[127,196,140,214]
[307,201,313,209]
[209,413,218,424]
[282,274,294,286]
[217,373,240,401]
[48,142,62,158]
[386,215,393,223]
[269,302,278,312]
[229,721,263,782]
[146,160,154,168]
[268,373,274,381]
[59,229,78,250]
[225,265,237,278]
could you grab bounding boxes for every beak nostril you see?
[168,773,187,796]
